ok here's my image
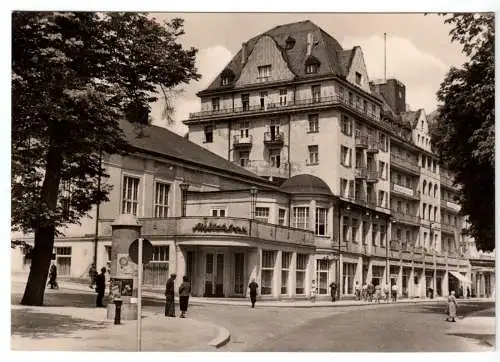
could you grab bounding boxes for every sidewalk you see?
[446,307,496,348]
[11,304,228,351]
[12,274,494,308]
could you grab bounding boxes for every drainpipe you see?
[288,114,291,178]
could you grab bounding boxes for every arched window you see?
[428,182,432,196]
[423,180,427,194]
[434,185,438,198]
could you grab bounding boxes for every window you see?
[257,65,271,80]
[343,263,356,294]
[221,77,230,86]
[422,203,426,219]
[281,252,292,294]
[316,259,329,295]
[211,97,220,111]
[348,180,354,199]
[428,182,432,196]
[423,232,428,246]
[372,224,378,246]
[296,254,308,294]
[261,250,276,295]
[434,206,438,222]
[352,218,360,243]
[308,145,319,165]
[362,221,368,245]
[379,133,387,151]
[434,185,438,198]
[151,245,169,262]
[154,182,170,218]
[378,190,385,208]
[211,209,226,217]
[255,207,270,223]
[363,100,368,113]
[417,134,420,144]
[341,145,352,167]
[428,205,432,221]
[122,176,140,216]
[340,178,348,198]
[55,247,72,276]
[293,207,309,230]
[279,89,287,106]
[238,150,250,167]
[306,63,319,74]
[341,115,352,136]
[308,114,319,133]
[355,72,362,85]
[259,91,268,109]
[342,216,350,242]
[278,209,286,226]
[311,85,321,103]
[379,161,386,179]
[241,94,250,111]
[422,180,427,194]
[240,121,250,138]
[204,125,213,143]
[269,149,281,168]
[315,208,328,236]
[421,120,424,130]
[380,225,386,247]
[105,245,112,263]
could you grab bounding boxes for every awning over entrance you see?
[449,270,471,285]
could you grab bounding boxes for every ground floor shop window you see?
[296,254,308,294]
[343,263,356,294]
[372,266,384,286]
[281,252,291,294]
[261,250,276,295]
[316,259,329,294]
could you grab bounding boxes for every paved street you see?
[11,281,495,352]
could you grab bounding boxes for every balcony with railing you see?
[390,183,420,200]
[188,94,381,124]
[440,199,461,213]
[390,154,420,175]
[392,211,420,226]
[366,169,379,183]
[355,134,368,149]
[233,135,253,148]
[355,166,367,179]
[99,216,315,247]
[366,137,380,153]
[441,223,458,235]
[264,132,284,146]
[244,159,289,179]
[440,174,455,189]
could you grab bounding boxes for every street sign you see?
[128,238,154,264]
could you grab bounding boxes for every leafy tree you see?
[12,12,200,305]
[430,13,494,251]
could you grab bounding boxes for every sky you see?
[148,13,468,135]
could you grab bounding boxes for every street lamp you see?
[250,187,258,219]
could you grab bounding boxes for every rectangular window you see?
[238,150,250,167]
[154,182,170,218]
[306,64,319,74]
[211,209,226,217]
[279,89,287,106]
[342,216,350,242]
[211,97,220,111]
[151,245,169,262]
[362,221,368,245]
[55,247,71,256]
[340,145,352,167]
[316,259,329,295]
[355,72,362,85]
[122,176,140,216]
[315,208,328,236]
[352,218,360,243]
[240,121,250,138]
[341,115,352,136]
[348,180,354,199]
[343,263,356,294]
[308,114,319,133]
[206,253,213,274]
[379,161,386,179]
[261,250,276,295]
[378,190,385,208]
[380,225,386,247]
[308,145,319,165]
[278,209,286,226]
[204,125,213,143]
[281,252,292,294]
[241,94,250,111]
[293,207,309,230]
[296,254,308,294]
[311,85,321,103]
[255,207,270,223]
[340,178,348,198]
[257,65,271,80]
[372,224,378,246]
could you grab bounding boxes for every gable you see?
[235,35,296,87]
[345,47,371,93]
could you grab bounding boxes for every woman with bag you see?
[179,275,191,318]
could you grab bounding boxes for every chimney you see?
[307,32,313,55]
[241,42,247,65]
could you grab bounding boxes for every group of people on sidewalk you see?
[350,281,399,303]
[164,274,192,318]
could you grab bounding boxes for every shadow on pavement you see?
[11,310,108,339]
[11,292,98,308]
[401,302,495,317]
[449,333,496,348]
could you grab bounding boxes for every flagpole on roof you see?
[384,32,387,82]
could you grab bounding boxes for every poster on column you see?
[116,253,137,276]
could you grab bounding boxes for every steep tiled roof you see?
[401,109,424,129]
[202,20,349,93]
[120,120,271,185]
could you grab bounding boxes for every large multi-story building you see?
[183,20,472,298]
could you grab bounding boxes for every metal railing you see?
[243,159,289,178]
[355,167,367,178]
[390,154,420,174]
[355,134,368,148]
[392,211,420,225]
[390,182,420,199]
[233,135,253,147]
[264,132,284,144]
[367,137,380,152]
[366,169,379,182]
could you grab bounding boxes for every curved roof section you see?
[202,20,349,93]
[280,174,333,196]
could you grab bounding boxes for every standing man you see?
[329,282,337,302]
[95,267,106,307]
[47,263,58,289]
[354,281,361,301]
[391,282,398,303]
[248,278,259,308]
[165,273,176,317]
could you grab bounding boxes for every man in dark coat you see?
[47,264,58,289]
[95,267,106,307]
[165,274,177,317]
[248,278,259,308]
[329,282,337,302]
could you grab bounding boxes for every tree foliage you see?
[12,12,200,305]
[430,13,495,251]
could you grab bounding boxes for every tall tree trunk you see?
[21,141,63,306]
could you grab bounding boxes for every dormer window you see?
[355,72,362,85]
[220,67,234,86]
[306,64,319,74]
[221,77,230,86]
[305,55,320,74]
[285,36,296,50]
[257,65,271,81]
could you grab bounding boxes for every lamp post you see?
[250,187,258,219]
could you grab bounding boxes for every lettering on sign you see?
[192,222,248,235]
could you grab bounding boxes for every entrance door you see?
[216,254,225,297]
[234,253,245,296]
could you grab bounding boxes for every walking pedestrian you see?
[375,283,382,303]
[47,264,58,289]
[329,282,337,302]
[89,263,97,289]
[178,276,191,318]
[362,282,368,301]
[383,284,390,303]
[164,273,176,317]
[95,267,106,307]
[354,282,361,301]
[391,283,398,303]
[367,282,375,302]
[445,291,458,322]
[248,278,259,308]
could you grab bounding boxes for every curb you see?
[208,326,231,349]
